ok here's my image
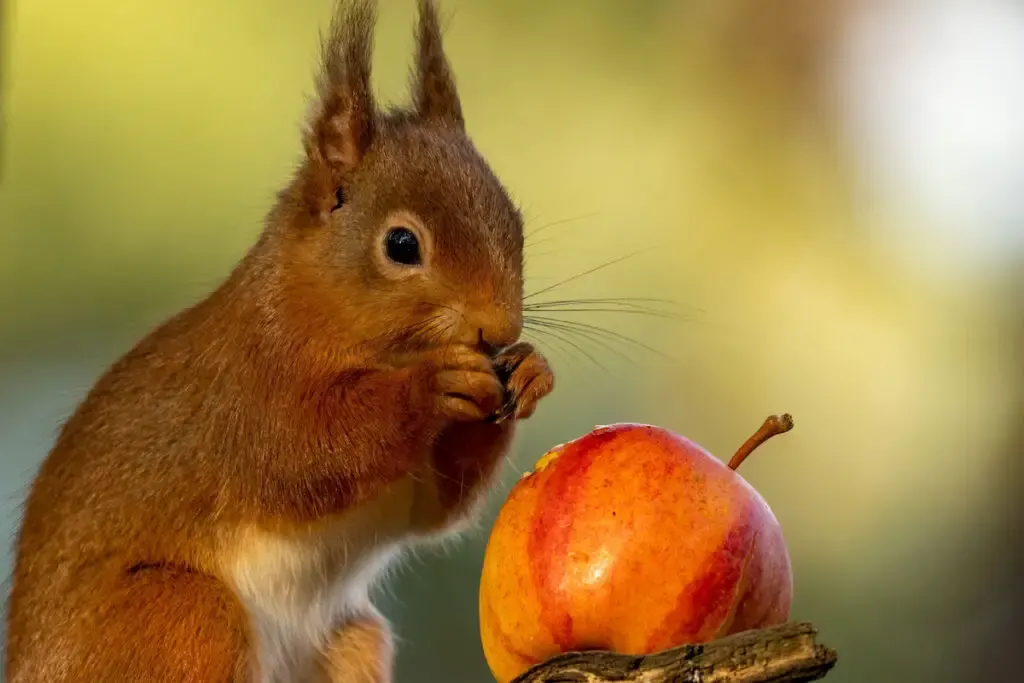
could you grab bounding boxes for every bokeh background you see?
[1,0,1022,681]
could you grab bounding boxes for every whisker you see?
[524,298,700,322]
[525,317,639,369]
[526,233,583,250]
[521,330,577,374]
[524,212,600,245]
[523,322,613,377]
[526,315,673,362]
[403,314,455,352]
[525,305,687,322]
[524,296,697,312]
[531,316,668,357]
[523,248,655,301]
[525,330,607,381]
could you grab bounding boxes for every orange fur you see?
[4,1,553,681]
[321,613,394,683]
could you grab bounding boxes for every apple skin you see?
[478,423,792,683]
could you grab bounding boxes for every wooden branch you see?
[508,622,837,683]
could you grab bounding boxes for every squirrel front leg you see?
[320,609,394,683]
[425,343,555,519]
[256,344,505,524]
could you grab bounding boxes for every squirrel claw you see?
[490,343,554,423]
[487,394,517,424]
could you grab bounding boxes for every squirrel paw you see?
[491,342,555,422]
[430,346,505,422]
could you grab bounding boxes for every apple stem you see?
[728,414,794,470]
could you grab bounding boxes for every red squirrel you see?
[4,1,554,681]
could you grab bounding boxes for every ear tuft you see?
[301,0,378,214]
[412,0,464,129]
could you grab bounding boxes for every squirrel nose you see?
[477,318,521,355]
[477,331,500,357]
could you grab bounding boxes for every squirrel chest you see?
[219,480,413,683]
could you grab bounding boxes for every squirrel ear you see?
[304,0,377,189]
[411,0,464,129]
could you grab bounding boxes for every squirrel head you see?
[262,0,524,363]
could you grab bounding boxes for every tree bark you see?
[509,621,837,683]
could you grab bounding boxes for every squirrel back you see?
[5,2,554,681]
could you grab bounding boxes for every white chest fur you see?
[221,481,414,683]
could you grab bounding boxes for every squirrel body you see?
[4,1,554,681]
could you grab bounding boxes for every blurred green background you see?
[2,1,1022,682]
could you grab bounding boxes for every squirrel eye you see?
[384,227,422,266]
[332,187,344,211]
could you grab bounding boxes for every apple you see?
[478,415,795,683]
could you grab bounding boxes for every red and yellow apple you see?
[478,416,794,683]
